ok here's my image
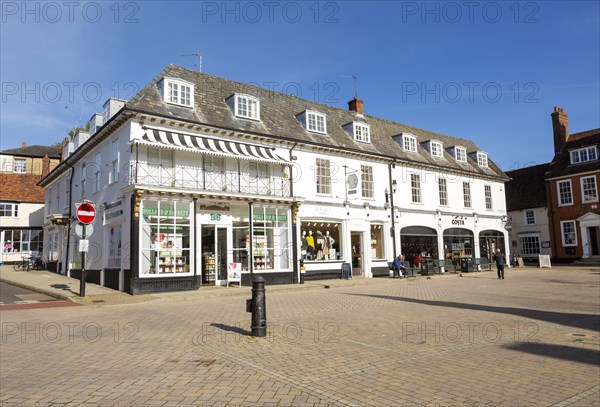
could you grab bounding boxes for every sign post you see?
[76,202,96,297]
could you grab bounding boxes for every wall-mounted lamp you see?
[392,179,397,194]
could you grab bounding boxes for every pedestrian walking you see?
[493,248,506,279]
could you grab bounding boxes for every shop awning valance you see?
[136,129,288,164]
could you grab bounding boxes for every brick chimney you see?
[551,106,569,153]
[348,97,364,115]
[22,141,26,148]
[42,155,50,177]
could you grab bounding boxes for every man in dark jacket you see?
[493,248,506,279]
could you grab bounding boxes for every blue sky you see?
[1,1,598,171]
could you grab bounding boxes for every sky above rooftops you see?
[1,1,598,171]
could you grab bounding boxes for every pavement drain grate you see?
[570,333,586,337]
[91,300,107,303]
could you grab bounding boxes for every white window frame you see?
[235,94,260,121]
[403,135,417,152]
[519,233,541,256]
[110,139,119,184]
[80,163,87,198]
[315,158,331,195]
[438,178,448,206]
[581,175,598,203]
[106,223,123,268]
[455,147,467,163]
[411,174,421,203]
[0,203,19,217]
[525,210,535,225]
[463,182,472,208]
[163,78,194,108]
[477,152,488,167]
[93,153,101,193]
[570,146,598,164]
[431,141,443,158]
[484,184,493,210]
[13,158,26,174]
[306,111,327,134]
[353,123,371,143]
[361,165,373,198]
[557,179,573,206]
[560,220,577,247]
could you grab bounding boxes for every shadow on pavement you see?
[211,322,252,337]
[50,284,78,295]
[504,342,600,366]
[344,293,600,332]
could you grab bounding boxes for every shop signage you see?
[211,213,222,221]
[227,262,242,286]
[542,241,551,248]
[105,210,123,221]
[451,218,465,225]
[143,208,189,217]
[253,214,287,221]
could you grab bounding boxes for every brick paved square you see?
[1,267,598,406]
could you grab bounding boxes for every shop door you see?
[216,228,228,285]
[351,232,363,276]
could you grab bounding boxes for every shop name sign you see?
[253,214,287,221]
[451,217,468,225]
[143,208,189,217]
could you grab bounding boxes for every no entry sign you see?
[76,202,96,225]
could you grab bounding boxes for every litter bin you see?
[461,258,470,273]
[341,262,352,279]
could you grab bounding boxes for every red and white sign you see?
[76,202,96,225]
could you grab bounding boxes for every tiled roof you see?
[127,64,507,180]
[546,128,600,179]
[505,163,550,211]
[1,145,61,158]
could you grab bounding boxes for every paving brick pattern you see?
[1,268,599,406]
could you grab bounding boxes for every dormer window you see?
[160,77,194,108]
[570,146,597,164]
[477,152,488,167]
[353,123,370,143]
[234,94,260,120]
[431,141,443,158]
[403,134,417,152]
[455,146,467,163]
[305,111,326,134]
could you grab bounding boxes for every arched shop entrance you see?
[479,230,505,262]
[443,228,474,268]
[400,226,438,268]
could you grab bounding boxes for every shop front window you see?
[231,206,290,271]
[443,228,474,267]
[141,199,191,276]
[2,229,42,254]
[479,230,505,262]
[400,226,438,267]
[370,224,384,259]
[301,222,341,261]
[107,224,122,268]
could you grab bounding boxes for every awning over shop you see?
[136,128,288,164]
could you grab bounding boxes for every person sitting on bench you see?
[392,254,407,278]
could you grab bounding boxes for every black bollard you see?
[251,276,267,337]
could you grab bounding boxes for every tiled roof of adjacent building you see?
[126,64,507,180]
[545,128,600,179]
[1,145,61,158]
[505,163,550,211]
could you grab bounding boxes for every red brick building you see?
[0,143,61,263]
[545,108,600,260]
